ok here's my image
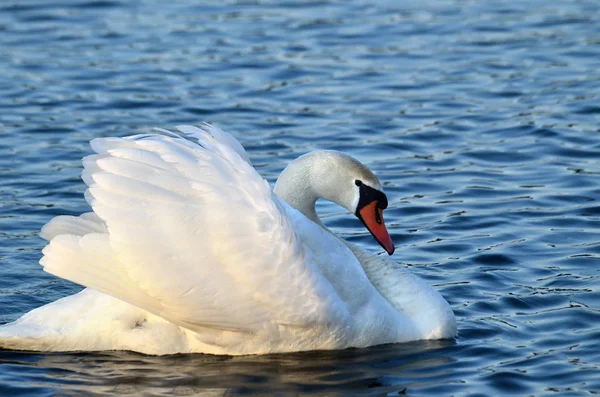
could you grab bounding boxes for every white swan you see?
[0,124,455,355]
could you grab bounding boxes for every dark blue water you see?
[1,0,600,395]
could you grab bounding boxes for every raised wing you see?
[41,125,347,338]
[154,123,252,165]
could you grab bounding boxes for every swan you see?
[0,124,456,355]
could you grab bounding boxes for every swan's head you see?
[274,150,395,255]
[352,178,395,255]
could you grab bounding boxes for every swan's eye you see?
[355,180,363,187]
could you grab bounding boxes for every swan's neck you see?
[273,151,359,229]
[273,157,321,226]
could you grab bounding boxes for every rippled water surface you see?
[1,0,600,395]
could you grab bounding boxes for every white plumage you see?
[0,124,456,355]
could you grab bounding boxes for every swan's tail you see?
[0,330,62,352]
[0,289,107,352]
[0,288,190,354]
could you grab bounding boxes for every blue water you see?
[1,0,600,395]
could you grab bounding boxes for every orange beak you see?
[357,201,395,255]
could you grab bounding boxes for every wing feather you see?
[176,123,252,165]
[41,125,345,338]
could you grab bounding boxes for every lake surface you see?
[1,0,600,395]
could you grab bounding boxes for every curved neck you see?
[273,154,324,227]
[273,151,360,229]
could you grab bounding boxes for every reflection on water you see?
[1,341,456,396]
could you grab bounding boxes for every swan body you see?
[0,124,455,355]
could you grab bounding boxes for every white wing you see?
[155,123,252,165]
[41,125,347,338]
[40,212,106,240]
